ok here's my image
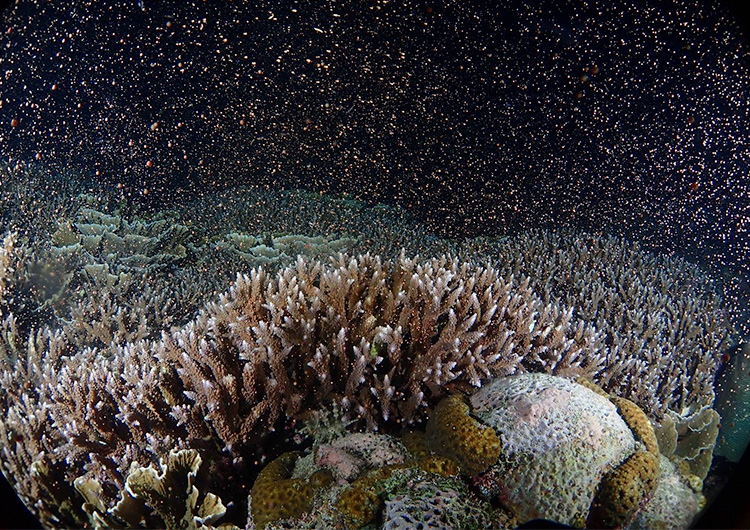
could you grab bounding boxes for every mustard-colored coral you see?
[417,454,460,477]
[336,484,381,528]
[575,376,611,398]
[250,452,315,529]
[587,450,659,528]
[426,393,501,476]
[611,396,659,456]
[401,430,430,459]
[401,430,460,475]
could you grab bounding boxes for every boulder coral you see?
[469,373,659,527]
[245,374,706,529]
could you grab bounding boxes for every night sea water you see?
[0,1,749,528]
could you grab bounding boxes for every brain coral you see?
[469,373,637,526]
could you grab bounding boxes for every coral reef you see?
[51,205,190,271]
[244,374,704,529]
[215,231,357,267]
[463,230,730,419]
[248,428,508,530]
[0,164,734,528]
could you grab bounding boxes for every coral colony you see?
[0,163,733,528]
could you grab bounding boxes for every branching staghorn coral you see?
[0,165,735,527]
[462,230,730,418]
[1,248,605,526]
[163,253,603,446]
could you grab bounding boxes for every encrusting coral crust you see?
[587,450,660,529]
[425,393,501,476]
[250,452,331,529]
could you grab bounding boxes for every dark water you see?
[1,1,750,528]
[4,0,749,332]
[0,1,748,268]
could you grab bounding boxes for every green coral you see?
[426,393,501,476]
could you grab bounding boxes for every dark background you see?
[0,0,749,528]
[0,0,747,332]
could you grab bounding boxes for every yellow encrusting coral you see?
[400,430,460,475]
[336,484,382,528]
[250,452,316,529]
[335,465,404,527]
[416,454,460,477]
[426,393,501,476]
[400,430,430,459]
[575,375,611,398]
[587,450,659,528]
[611,396,660,456]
